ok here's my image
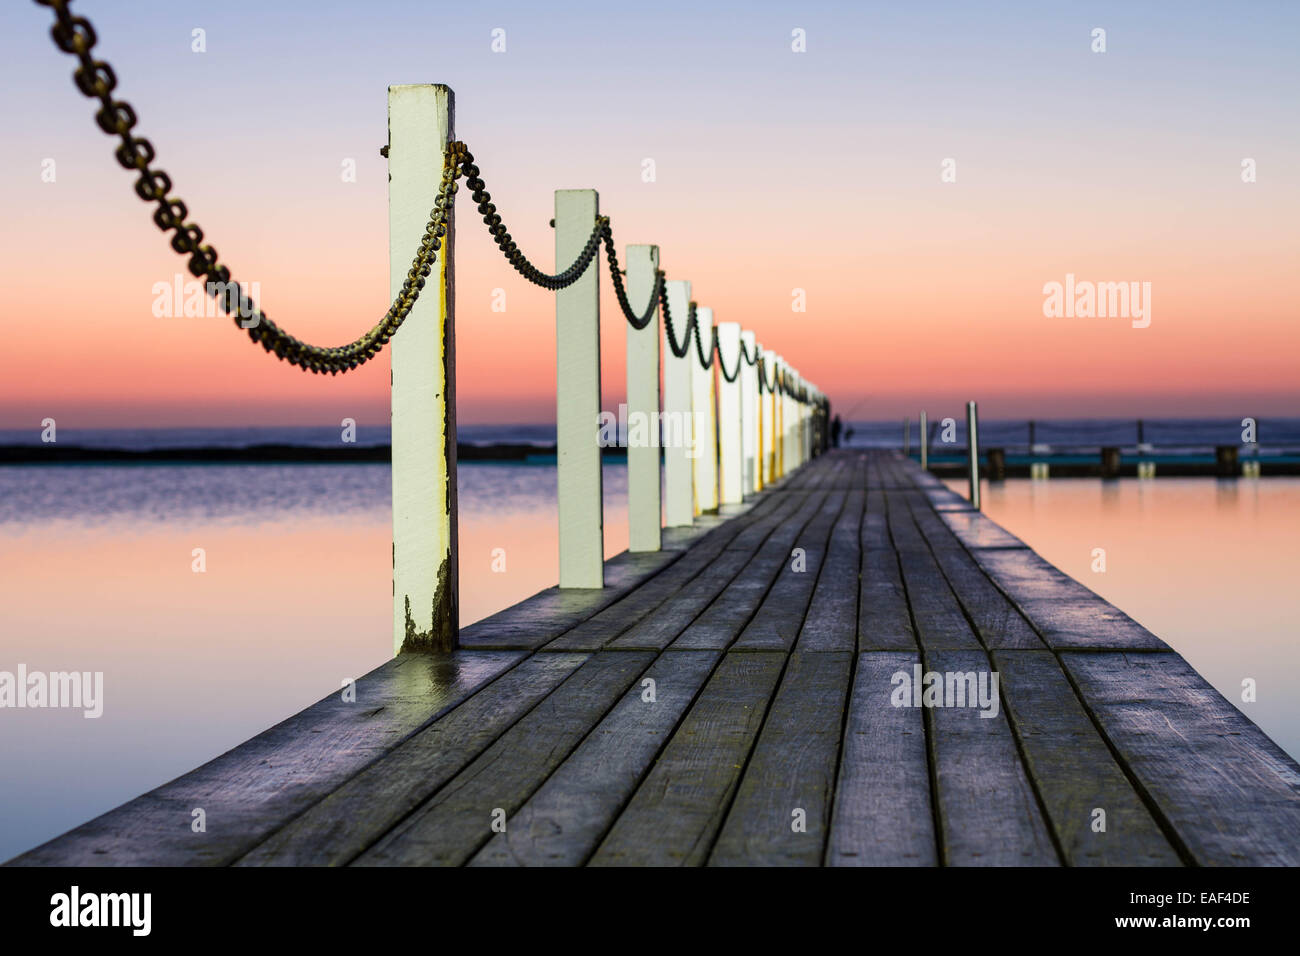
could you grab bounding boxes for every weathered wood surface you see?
[10,450,1300,867]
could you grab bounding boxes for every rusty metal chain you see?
[35,0,467,374]
[599,222,663,330]
[717,334,743,383]
[460,149,605,290]
[36,0,819,399]
[661,294,694,359]
[692,317,715,370]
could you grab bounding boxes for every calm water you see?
[946,477,1300,765]
[0,461,626,862]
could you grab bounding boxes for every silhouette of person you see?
[831,414,843,448]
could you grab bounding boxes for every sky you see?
[0,0,1296,427]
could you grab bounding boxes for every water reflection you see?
[952,477,1300,763]
[0,461,627,861]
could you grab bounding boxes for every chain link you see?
[600,222,662,330]
[661,294,694,359]
[36,0,819,400]
[460,149,605,290]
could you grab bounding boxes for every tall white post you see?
[390,85,457,655]
[771,353,785,479]
[760,351,774,486]
[663,280,694,527]
[782,363,797,474]
[626,244,661,552]
[920,409,928,470]
[555,189,603,588]
[740,330,758,495]
[716,321,744,506]
[691,307,718,513]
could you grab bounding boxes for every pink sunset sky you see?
[1,0,1296,428]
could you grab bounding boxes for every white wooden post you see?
[740,330,758,495]
[555,189,603,588]
[663,280,694,527]
[760,350,774,486]
[920,409,928,470]
[716,321,744,506]
[782,362,797,474]
[802,380,813,461]
[691,306,718,513]
[390,84,457,655]
[626,244,660,552]
[771,353,784,479]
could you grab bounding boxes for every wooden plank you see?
[469,650,722,867]
[925,649,1060,865]
[670,489,831,650]
[991,649,1181,865]
[459,548,680,650]
[229,652,588,866]
[709,651,853,865]
[826,651,936,866]
[545,490,794,651]
[589,652,786,865]
[354,651,655,866]
[901,494,1044,651]
[731,489,847,651]
[972,548,1169,651]
[938,510,1026,550]
[1062,651,1300,866]
[890,509,983,653]
[796,487,863,653]
[10,650,525,866]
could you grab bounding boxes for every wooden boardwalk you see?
[11,450,1300,867]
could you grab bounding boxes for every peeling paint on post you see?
[389,84,457,655]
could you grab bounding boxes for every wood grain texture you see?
[710,651,853,865]
[827,652,936,866]
[1062,651,1300,866]
[589,652,786,865]
[354,651,656,866]
[991,649,1181,866]
[924,649,1059,866]
[796,486,864,653]
[232,652,589,866]
[469,650,721,866]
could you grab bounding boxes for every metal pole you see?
[555,188,603,587]
[919,410,928,471]
[389,84,457,655]
[967,400,980,510]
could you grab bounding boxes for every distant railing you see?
[36,1,827,654]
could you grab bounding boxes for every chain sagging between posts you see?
[34,0,826,415]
